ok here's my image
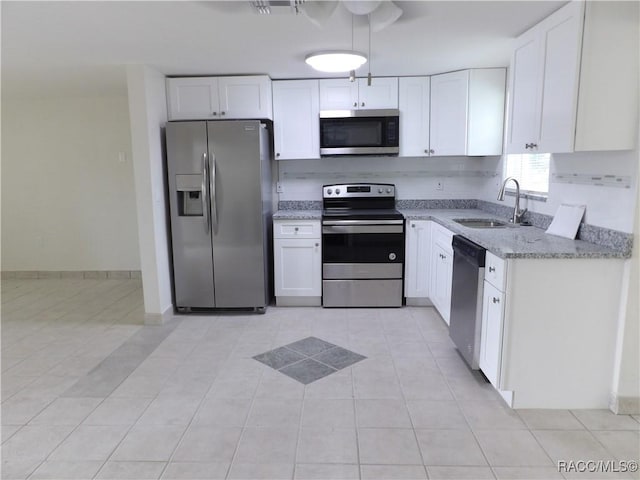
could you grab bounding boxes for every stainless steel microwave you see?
[319,109,400,156]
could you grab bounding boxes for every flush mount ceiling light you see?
[305,50,367,73]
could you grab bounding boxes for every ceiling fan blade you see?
[300,0,340,27]
[369,1,402,32]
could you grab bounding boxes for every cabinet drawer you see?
[273,220,320,239]
[485,251,507,290]
[432,222,454,252]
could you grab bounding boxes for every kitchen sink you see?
[453,218,509,229]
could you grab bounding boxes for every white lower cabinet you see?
[478,253,625,409]
[404,220,431,303]
[429,223,454,325]
[273,220,321,306]
[479,280,505,387]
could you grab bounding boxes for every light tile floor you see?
[1,278,639,480]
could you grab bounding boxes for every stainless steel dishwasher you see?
[449,235,486,369]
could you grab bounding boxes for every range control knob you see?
[327,189,333,195]
[386,188,392,194]
[335,188,341,194]
[389,252,397,261]
[378,188,383,193]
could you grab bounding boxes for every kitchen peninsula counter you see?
[401,208,629,259]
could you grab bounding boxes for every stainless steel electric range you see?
[322,183,405,307]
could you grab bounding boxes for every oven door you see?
[322,220,405,265]
[322,219,404,307]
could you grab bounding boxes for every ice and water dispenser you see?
[175,174,204,216]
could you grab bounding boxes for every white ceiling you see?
[1,0,567,98]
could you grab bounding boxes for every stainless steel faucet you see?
[497,177,528,223]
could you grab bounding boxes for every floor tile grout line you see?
[2,280,146,377]
[23,394,110,480]
[90,389,163,479]
[219,321,270,480]
[96,317,245,480]
[382,311,430,477]
[414,309,560,475]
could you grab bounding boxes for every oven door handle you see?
[322,225,404,234]
[322,219,404,226]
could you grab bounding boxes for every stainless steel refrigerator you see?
[166,120,272,311]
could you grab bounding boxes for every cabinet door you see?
[274,238,321,297]
[404,220,431,298]
[538,1,584,153]
[506,29,542,154]
[430,70,469,156]
[399,77,430,157]
[430,242,453,325]
[166,77,220,120]
[479,281,505,387]
[319,79,359,110]
[218,75,273,119]
[272,80,320,160]
[358,77,399,109]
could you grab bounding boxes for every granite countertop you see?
[272,209,322,220]
[272,203,629,259]
[401,208,627,259]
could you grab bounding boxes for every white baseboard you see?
[405,297,434,306]
[609,393,640,414]
[2,270,142,280]
[144,305,174,325]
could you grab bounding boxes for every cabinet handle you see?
[525,143,538,149]
[221,111,226,116]
[430,149,435,154]
[353,102,357,107]
[294,227,299,232]
[492,297,500,304]
[411,224,415,228]
[212,112,218,116]
[315,242,319,247]
[424,149,429,154]
[276,153,280,158]
[361,102,365,107]
[489,266,495,272]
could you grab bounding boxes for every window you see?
[504,153,551,194]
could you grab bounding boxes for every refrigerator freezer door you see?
[207,121,267,308]
[166,122,216,308]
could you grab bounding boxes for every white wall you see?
[478,149,639,233]
[611,139,640,413]
[126,65,172,319]
[1,95,139,271]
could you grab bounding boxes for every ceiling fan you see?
[250,0,403,32]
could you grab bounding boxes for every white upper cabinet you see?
[217,76,273,119]
[166,77,220,120]
[272,80,320,160]
[507,1,583,154]
[357,78,399,109]
[507,0,638,154]
[319,77,398,110]
[430,70,469,156]
[167,75,273,120]
[399,77,431,157]
[430,69,506,157]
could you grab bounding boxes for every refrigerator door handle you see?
[210,152,218,231]
[202,153,210,232]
